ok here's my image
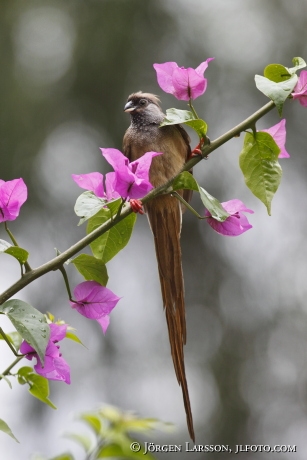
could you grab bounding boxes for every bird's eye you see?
[139,99,147,106]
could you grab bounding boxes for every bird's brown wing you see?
[174,124,193,208]
[122,132,132,161]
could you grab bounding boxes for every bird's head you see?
[124,92,163,125]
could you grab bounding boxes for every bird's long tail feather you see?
[146,195,195,442]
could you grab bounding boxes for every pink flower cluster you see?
[70,281,120,334]
[0,178,27,223]
[20,323,70,384]
[292,70,307,107]
[205,200,254,236]
[153,59,214,101]
[72,149,162,202]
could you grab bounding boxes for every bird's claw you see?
[190,136,210,158]
[129,199,144,214]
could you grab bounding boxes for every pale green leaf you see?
[79,413,102,435]
[74,191,107,225]
[65,331,84,346]
[287,56,307,74]
[160,108,207,137]
[7,331,23,350]
[198,187,229,222]
[17,366,33,385]
[31,450,75,459]
[255,74,298,116]
[87,205,137,264]
[0,419,19,443]
[0,239,29,264]
[264,64,291,82]
[0,330,22,351]
[0,374,12,388]
[64,433,92,453]
[185,118,207,137]
[49,454,75,460]
[71,254,108,286]
[239,132,282,215]
[4,246,29,264]
[27,373,57,409]
[172,172,199,192]
[97,441,156,459]
[0,300,50,365]
[161,108,196,125]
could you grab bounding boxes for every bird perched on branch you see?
[123,91,195,441]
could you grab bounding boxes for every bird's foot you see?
[129,199,144,214]
[190,136,210,158]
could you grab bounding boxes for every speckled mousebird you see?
[123,91,195,441]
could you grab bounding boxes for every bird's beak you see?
[124,101,136,112]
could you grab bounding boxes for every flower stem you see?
[4,222,32,273]
[188,99,199,119]
[115,198,126,219]
[4,222,19,246]
[172,192,207,219]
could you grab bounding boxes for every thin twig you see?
[0,356,24,381]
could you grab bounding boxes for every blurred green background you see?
[1,0,307,458]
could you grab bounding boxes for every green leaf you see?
[0,374,12,388]
[97,443,125,458]
[97,441,156,459]
[64,433,92,453]
[0,300,50,365]
[87,205,137,264]
[160,108,207,137]
[32,455,73,460]
[74,191,107,225]
[27,373,57,409]
[0,418,19,443]
[120,417,173,433]
[17,366,33,376]
[17,366,33,384]
[17,367,56,408]
[71,254,108,286]
[287,56,307,74]
[263,58,306,83]
[8,331,23,350]
[0,239,29,264]
[65,330,84,346]
[185,118,208,137]
[50,455,75,460]
[106,198,124,216]
[49,454,75,460]
[0,331,23,350]
[99,405,122,423]
[239,132,282,215]
[255,74,298,116]
[4,246,29,264]
[161,108,196,125]
[264,64,291,83]
[172,171,199,192]
[198,187,230,222]
[79,413,102,435]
